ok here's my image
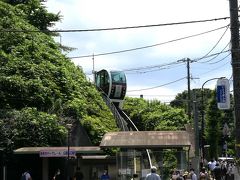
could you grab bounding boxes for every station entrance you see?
[100,131,192,180]
[115,149,189,180]
[13,130,192,180]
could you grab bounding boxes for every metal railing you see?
[98,88,152,168]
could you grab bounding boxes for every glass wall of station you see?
[116,149,189,180]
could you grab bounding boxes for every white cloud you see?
[46,0,232,102]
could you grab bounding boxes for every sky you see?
[45,0,233,103]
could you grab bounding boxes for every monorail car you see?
[95,69,127,107]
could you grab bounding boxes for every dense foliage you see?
[0,1,117,154]
[123,97,189,131]
[170,89,235,159]
[0,108,66,151]
[205,91,235,159]
[1,0,60,35]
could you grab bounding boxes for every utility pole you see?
[92,54,96,83]
[229,0,240,162]
[193,90,199,178]
[187,58,191,121]
[178,58,193,121]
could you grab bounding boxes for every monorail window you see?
[111,71,126,83]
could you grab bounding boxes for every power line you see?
[124,50,230,73]
[125,63,185,74]
[195,25,230,62]
[83,50,230,75]
[127,94,176,97]
[127,77,186,92]
[124,51,230,74]
[69,25,229,59]
[1,16,230,33]
[196,59,230,77]
[209,52,231,64]
[123,60,184,72]
[192,49,230,62]
[197,42,230,64]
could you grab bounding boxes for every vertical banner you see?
[216,78,230,110]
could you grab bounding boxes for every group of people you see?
[21,160,235,180]
[145,166,198,180]
[171,168,197,180]
[52,167,84,180]
[207,159,235,180]
[52,168,110,180]
[22,168,110,180]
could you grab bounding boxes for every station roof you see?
[14,146,103,155]
[100,131,191,148]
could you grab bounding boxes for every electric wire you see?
[123,60,184,72]
[69,25,229,59]
[125,50,230,75]
[127,77,186,92]
[125,50,230,74]
[195,25,230,62]
[192,49,230,62]
[1,16,231,33]
[125,63,186,74]
[197,42,230,64]
[127,94,176,97]
[209,53,231,64]
[83,50,230,76]
[116,51,230,93]
[196,59,230,77]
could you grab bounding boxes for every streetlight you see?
[66,123,72,180]
[201,77,225,162]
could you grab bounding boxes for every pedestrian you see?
[52,169,62,180]
[131,174,138,180]
[171,170,179,180]
[220,161,227,180]
[183,171,190,180]
[21,170,32,180]
[145,166,161,180]
[213,163,222,180]
[199,167,209,180]
[73,167,84,180]
[189,168,197,180]
[226,163,234,180]
[208,159,216,178]
[100,169,110,180]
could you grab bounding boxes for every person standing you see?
[21,170,32,180]
[53,169,62,180]
[73,167,84,180]
[145,166,161,180]
[100,169,110,180]
[199,167,209,180]
[213,163,222,180]
[189,168,197,180]
[226,163,234,180]
[208,159,216,178]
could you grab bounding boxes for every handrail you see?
[98,88,129,131]
[119,110,152,167]
[97,87,152,168]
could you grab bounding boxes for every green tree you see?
[170,88,213,118]
[205,91,223,159]
[123,97,189,131]
[122,97,147,130]
[0,1,117,153]
[0,108,67,151]
[1,0,60,35]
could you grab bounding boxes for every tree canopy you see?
[0,1,117,154]
[123,97,189,131]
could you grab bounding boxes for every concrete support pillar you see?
[42,158,48,180]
